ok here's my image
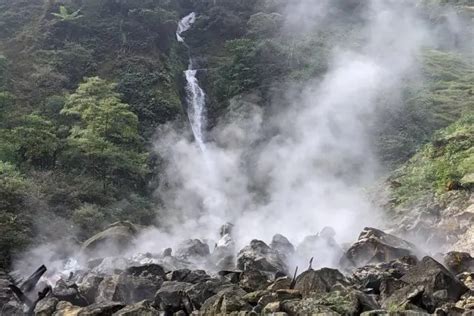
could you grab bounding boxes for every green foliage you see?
[0,54,7,88]
[213,39,261,102]
[392,114,474,205]
[51,6,83,22]
[375,50,474,167]
[8,114,60,167]
[61,77,149,192]
[72,203,105,239]
[115,57,183,137]
[0,162,31,269]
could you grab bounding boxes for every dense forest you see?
[0,0,472,273]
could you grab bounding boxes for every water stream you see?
[176,12,207,152]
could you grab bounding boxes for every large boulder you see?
[78,273,104,304]
[165,269,210,284]
[53,301,82,316]
[237,240,288,274]
[281,298,340,315]
[77,301,125,315]
[34,297,59,316]
[52,279,88,306]
[200,285,251,314]
[239,269,271,292]
[175,239,210,261]
[153,281,192,313]
[294,268,349,297]
[342,227,419,267]
[185,278,233,309]
[383,256,469,313]
[82,222,139,257]
[112,300,159,315]
[270,234,295,258]
[444,251,474,274]
[114,272,163,304]
[211,223,236,271]
[351,255,418,294]
[296,227,343,268]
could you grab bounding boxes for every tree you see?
[0,162,32,269]
[61,77,148,193]
[8,114,60,168]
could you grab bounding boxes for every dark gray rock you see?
[352,255,418,294]
[237,240,288,274]
[383,256,469,313]
[185,278,232,309]
[96,275,121,303]
[444,251,474,274]
[239,269,270,292]
[78,273,104,304]
[126,264,166,279]
[114,271,163,304]
[342,227,419,268]
[166,269,209,284]
[200,285,250,314]
[400,256,468,312]
[77,301,126,315]
[294,268,349,297]
[153,281,192,313]
[52,279,88,306]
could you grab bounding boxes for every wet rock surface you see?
[3,227,473,315]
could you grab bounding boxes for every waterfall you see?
[176,12,207,151]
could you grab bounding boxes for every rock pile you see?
[1,225,473,315]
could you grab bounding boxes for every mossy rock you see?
[81,221,139,256]
[460,172,474,188]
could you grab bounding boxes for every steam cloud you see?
[148,0,437,267]
[12,0,469,276]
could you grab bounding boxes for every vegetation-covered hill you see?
[0,0,472,270]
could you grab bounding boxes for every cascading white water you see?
[176,12,207,151]
[176,12,196,43]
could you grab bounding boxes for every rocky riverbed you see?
[1,224,473,315]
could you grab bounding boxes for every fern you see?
[51,5,83,21]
